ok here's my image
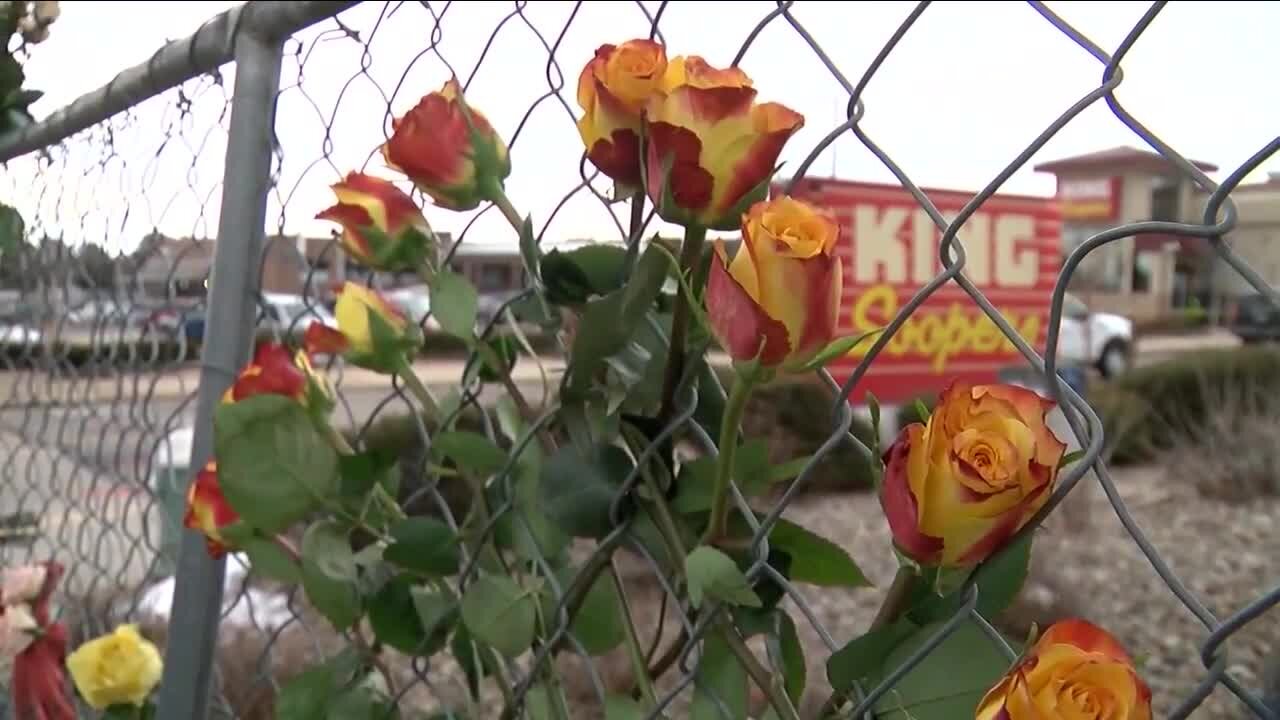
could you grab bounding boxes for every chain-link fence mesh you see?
[0,1,1277,719]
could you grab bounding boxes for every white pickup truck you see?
[1057,292,1135,379]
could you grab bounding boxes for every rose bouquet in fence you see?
[153,38,1154,720]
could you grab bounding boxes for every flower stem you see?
[703,370,756,545]
[870,565,917,630]
[817,565,919,717]
[395,357,440,418]
[322,423,355,456]
[271,533,301,564]
[487,184,525,232]
[657,224,707,425]
[610,560,658,710]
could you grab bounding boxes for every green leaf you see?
[539,443,634,538]
[525,684,555,720]
[460,574,538,657]
[384,517,461,577]
[604,695,648,720]
[300,520,361,629]
[690,634,747,720]
[432,431,508,476]
[793,328,884,371]
[672,455,716,513]
[826,617,920,692]
[430,270,479,341]
[776,611,806,704]
[326,682,398,720]
[411,586,459,655]
[914,399,932,424]
[1058,449,1085,468]
[241,536,301,585]
[541,244,628,304]
[338,446,399,499]
[685,546,762,609]
[565,244,670,395]
[868,620,1020,720]
[674,440,773,513]
[0,203,24,256]
[477,334,520,382]
[276,650,362,720]
[543,565,624,656]
[0,55,23,98]
[367,576,428,654]
[909,532,1033,624]
[450,624,491,700]
[214,394,340,534]
[104,704,154,720]
[518,216,541,283]
[768,519,870,588]
[494,448,569,562]
[367,305,423,372]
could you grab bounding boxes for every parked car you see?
[1227,292,1280,344]
[384,285,437,329]
[259,292,339,339]
[1056,292,1135,379]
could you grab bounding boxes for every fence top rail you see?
[0,0,357,165]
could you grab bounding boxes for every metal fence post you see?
[153,28,284,720]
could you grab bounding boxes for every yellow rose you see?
[304,282,418,373]
[977,618,1152,720]
[66,624,163,709]
[880,381,1067,567]
[705,196,842,369]
[576,39,668,190]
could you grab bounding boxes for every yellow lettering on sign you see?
[845,285,1042,373]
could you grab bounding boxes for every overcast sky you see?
[8,1,1279,256]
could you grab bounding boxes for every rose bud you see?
[645,57,803,230]
[705,196,842,369]
[304,282,420,373]
[183,461,239,558]
[880,381,1068,567]
[381,78,511,212]
[316,172,437,273]
[977,618,1152,720]
[221,341,333,415]
[576,39,667,192]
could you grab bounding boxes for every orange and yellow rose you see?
[316,172,436,272]
[660,55,752,92]
[645,56,803,230]
[977,618,1152,720]
[222,342,332,414]
[382,79,510,212]
[706,196,842,368]
[304,282,419,373]
[183,461,239,558]
[880,381,1067,567]
[577,39,667,191]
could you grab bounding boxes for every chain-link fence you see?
[0,1,1276,719]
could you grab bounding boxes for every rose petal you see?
[705,243,791,365]
[880,425,944,564]
[303,322,351,356]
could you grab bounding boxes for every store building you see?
[1034,145,1280,323]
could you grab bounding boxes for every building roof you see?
[1033,145,1218,175]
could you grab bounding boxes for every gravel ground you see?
[772,464,1280,719]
